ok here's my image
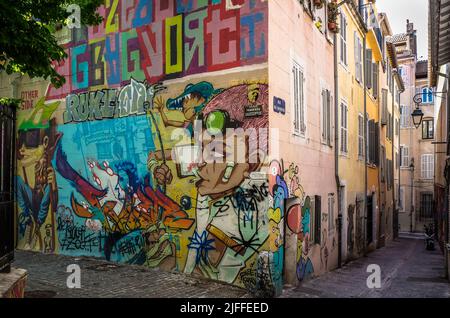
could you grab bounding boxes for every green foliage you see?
[0,97,21,108]
[0,0,103,88]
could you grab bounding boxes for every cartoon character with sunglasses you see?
[16,99,61,252]
[173,83,269,282]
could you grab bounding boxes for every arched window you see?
[421,87,433,104]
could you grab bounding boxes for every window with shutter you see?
[421,87,434,104]
[375,122,379,166]
[400,145,409,167]
[340,14,347,66]
[400,105,410,128]
[354,32,359,81]
[366,116,370,162]
[314,195,322,245]
[386,63,390,88]
[360,40,363,84]
[327,90,332,146]
[366,49,373,89]
[373,62,378,98]
[388,160,393,189]
[358,114,364,158]
[368,120,375,164]
[381,89,388,125]
[322,89,326,142]
[321,89,332,146]
[422,119,434,139]
[421,154,434,179]
[292,60,306,136]
[340,102,348,153]
[380,146,386,182]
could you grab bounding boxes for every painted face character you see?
[272,176,289,210]
[300,197,311,256]
[18,129,48,166]
[154,82,222,133]
[87,160,125,215]
[195,110,250,197]
[194,84,269,198]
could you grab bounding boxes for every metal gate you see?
[0,103,16,272]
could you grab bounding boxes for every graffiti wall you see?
[15,0,280,294]
[46,0,268,100]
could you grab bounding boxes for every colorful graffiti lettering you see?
[46,0,268,100]
[63,79,166,123]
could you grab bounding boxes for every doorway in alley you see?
[367,195,373,245]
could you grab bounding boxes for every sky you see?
[376,0,429,60]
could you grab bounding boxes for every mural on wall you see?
[46,0,268,100]
[17,98,62,253]
[16,0,277,294]
[270,159,315,282]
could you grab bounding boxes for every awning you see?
[429,0,450,86]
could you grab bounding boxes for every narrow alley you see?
[282,236,450,298]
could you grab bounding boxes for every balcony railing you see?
[357,1,384,60]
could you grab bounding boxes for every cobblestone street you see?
[12,236,450,298]
[282,236,450,298]
[13,251,251,298]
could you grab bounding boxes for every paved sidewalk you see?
[13,237,450,298]
[281,237,450,298]
[13,251,250,298]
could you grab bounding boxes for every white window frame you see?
[358,113,364,159]
[421,154,434,179]
[400,105,410,128]
[292,58,306,137]
[400,145,409,168]
[421,87,434,104]
[340,12,347,66]
[366,115,370,163]
[355,32,363,83]
[321,85,333,146]
[340,100,348,154]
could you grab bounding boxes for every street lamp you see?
[411,106,424,129]
[412,90,447,129]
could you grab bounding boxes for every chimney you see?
[407,19,414,34]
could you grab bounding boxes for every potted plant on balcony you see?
[313,0,324,9]
[327,1,339,33]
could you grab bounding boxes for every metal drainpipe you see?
[446,78,450,279]
[334,32,342,268]
[392,75,396,239]
[363,35,368,257]
[398,86,401,239]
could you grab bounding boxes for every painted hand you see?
[47,167,56,190]
[154,163,173,186]
[154,96,165,111]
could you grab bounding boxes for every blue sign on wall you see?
[273,96,286,114]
